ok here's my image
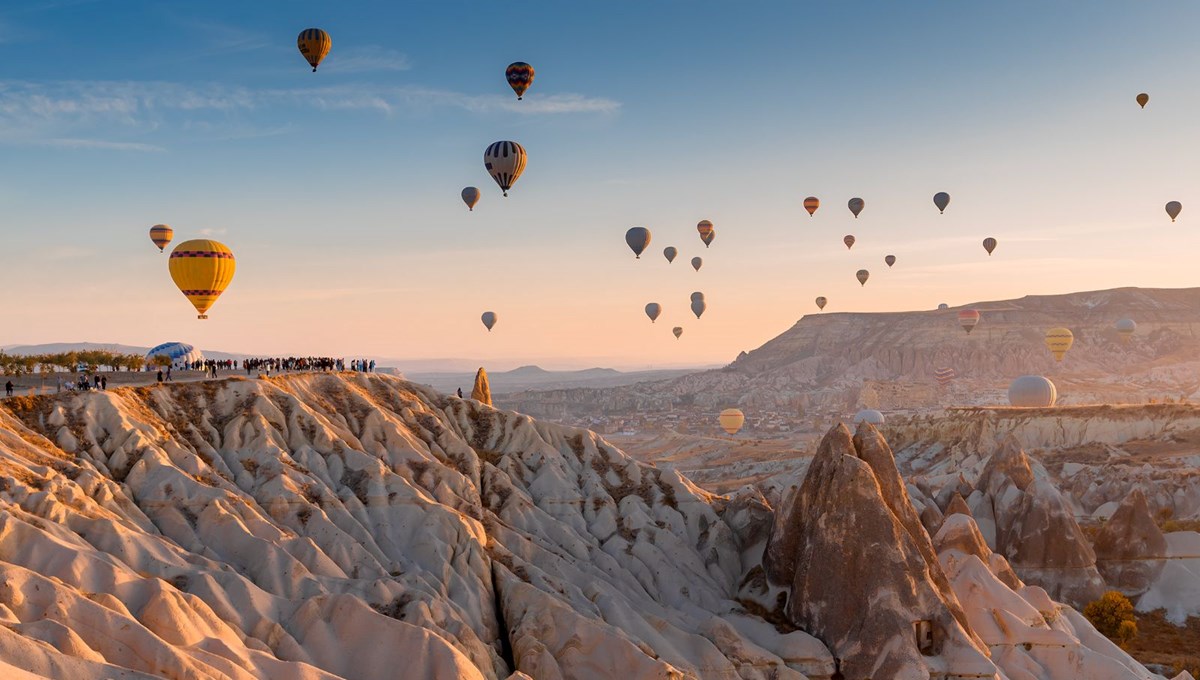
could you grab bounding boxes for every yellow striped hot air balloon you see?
[1044,327,1074,362]
[718,408,745,435]
[169,239,236,320]
[149,224,173,252]
[297,29,331,72]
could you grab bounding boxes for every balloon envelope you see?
[297,28,331,72]
[885,255,896,267]
[983,237,997,255]
[848,197,864,218]
[718,408,745,435]
[625,227,652,258]
[691,256,702,271]
[644,303,661,323]
[149,224,173,252]
[1009,376,1057,407]
[483,141,527,196]
[481,312,497,331]
[663,246,678,263]
[145,342,203,368]
[937,303,949,311]
[856,269,869,286]
[803,197,819,216]
[1115,318,1136,344]
[1136,93,1149,108]
[461,187,481,211]
[934,367,956,387]
[1166,201,1182,222]
[843,235,856,250]
[169,239,235,320]
[697,220,715,247]
[854,409,885,426]
[505,62,535,100]
[1044,327,1074,361]
[691,298,706,318]
[690,291,705,301]
[958,309,981,334]
[672,326,683,339]
[933,192,950,214]
[815,296,827,310]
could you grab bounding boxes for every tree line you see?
[0,350,162,376]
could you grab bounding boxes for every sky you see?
[1,1,1199,370]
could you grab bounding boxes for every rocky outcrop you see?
[1092,489,1168,596]
[472,367,493,405]
[765,423,995,679]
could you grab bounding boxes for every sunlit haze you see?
[2,1,1199,369]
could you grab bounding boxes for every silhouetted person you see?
[100,376,107,391]
[157,370,164,384]
[4,381,12,397]
[457,388,464,398]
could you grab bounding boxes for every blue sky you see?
[1,1,1199,369]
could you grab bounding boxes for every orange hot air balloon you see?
[169,239,236,319]
[297,29,331,72]
[697,220,715,247]
[958,309,980,334]
[803,197,819,216]
[718,408,745,434]
[149,224,174,252]
[505,62,535,100]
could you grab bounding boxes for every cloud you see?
[197,227,227,236]
[328,46,412,73]
[38,137,164,151]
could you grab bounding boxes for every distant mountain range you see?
[407,365,698,394]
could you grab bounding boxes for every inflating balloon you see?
[645,303,661,323]
[697,220,715,248]
[481,311,497,331]
[958,309,980,334]
[663,246,678,263]
[625,227,651,258]
[149,224,173,253]
[937,303,949,311]
[803,197,819,217]
[856,269,869,286]
[815,296,827,310]
[854,409,885,426]
[1009,376,1056,407]
[297,29,331,72]
[885,255,896,267]
[1166,201,1182,222]
[461,187,481,211]
[983,237,997,255]
[1045,328,1074,362]
[169,239,235,320]
[691,256,702,271]
[1115,318,1136,344]
[718,408,744,435]
[933,192,950,214]
[505,62,535,100]
[848,197,864,218]
[483,141,527,196]
[843,234,856,250]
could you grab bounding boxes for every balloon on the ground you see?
[843,234,856,250]
[718,408,745,434]
[803,197,820,216]
[461,187,481,211]
[645,302,661,323]
[856,269,869,286]
[1166,201,1182,222]
[481,311,497,331]
[691,297,706,318]
[145,342,203,369]
[691,256,702,271]
[149,224,173,252]
[1115,318,1136,344]
[697,220,715,247]
[933,192,950,214]
[169,239,235,320]
[1009,375,1057,407]
[854,409,885,426]
[672,326,683,339]
[848,197,864,218]
[934,367,956,386]
[625,227,651,258]
[663,246,677,263]
[1045,327,1074,362]
[505,62,535,100]
[885,254,896,267]
[297,29,331,72]
[983,237,997,255]
[958,309,980,334]
[815,296,827,310]
[1136,93,1149,109]
[483,141,527,196]
[937,303,949,311]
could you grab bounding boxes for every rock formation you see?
[1092,489,1168,596]
[472,367,492,406]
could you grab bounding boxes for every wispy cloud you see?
[198,227,227,236]
[328,46,412,73]
[39,137,164,152]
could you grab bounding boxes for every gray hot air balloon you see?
[885,255,896,267]
[690,291,705,302]
[848,197,864,218]
[663,246,678,263]
[933,192,950,214]
[644,303,662,323]
[983,237,997,255]
[691,298,707,319]
[815,296,827,310]
[1166,201,1182,222]
[672,326,683,339]
[856,269,869,286]
[853,409,885,426]
[481,311,497,332]
[461,187,481,211]
[691,256,703,271]
[625,227,651,258]
[1115,318,1137,344]
[937,303,949,311]
[1008,375,1057,408]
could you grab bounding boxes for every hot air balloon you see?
[1045,327,1074,362]
[663,247,678,263]
[885,255,896,267]
[691,256,702,271]
[461,187,481,211]
[697,220,715,248]
[1136,93,1149,109]
[505,62,535,100]
[933,192,950,214]
[483,141,527,196]
[672,326,683,339]
[937,303,949,311]
[169,239,235,320]
[690,291,705,301]
[958,309,980,334]
[848,197,864,218]
[856,269,869,286]
[718,408,744,435]
[645,303,661,323]
[481,311,497,331]
[625,227,651,258]
[1115,318,1136,344]
[803,197,820,217]
[1009,376,1057,407]
[145,342,203,369]
[843,235,856,250]
[934,367,956,387]
[149,224,173,252]
[983,237,997,255]
[815,296,827,310]
[691,297,707,319]
[854,409,885,426]
[1166,201,1182,222]
[297,29,331,72]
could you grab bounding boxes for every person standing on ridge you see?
[100,376,107,391]
[457,388,464,398]
[5,381,13,397]
[156,370,164,384]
